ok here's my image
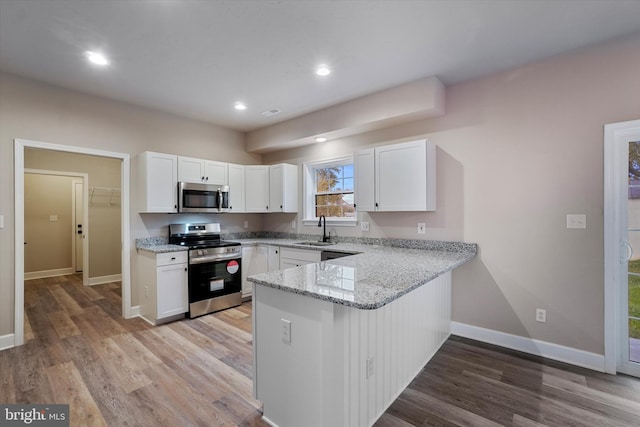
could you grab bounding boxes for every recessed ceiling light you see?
[315,65,331,77]
[234,102,247,111]
[315,137,328,143]
[85,51,109,66]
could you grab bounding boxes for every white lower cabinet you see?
[241,245,268,298]
[138,251,188,325]
[279,247,321,269]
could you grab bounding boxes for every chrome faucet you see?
[318,215,329,242]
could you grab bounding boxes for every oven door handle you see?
[190,253,242,264]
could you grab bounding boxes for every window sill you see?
[302,218,357,227]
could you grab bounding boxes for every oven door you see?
[188,256,242,303]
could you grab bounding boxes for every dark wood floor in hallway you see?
[2,274,640,426]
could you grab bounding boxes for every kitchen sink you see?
[295,241,336,246]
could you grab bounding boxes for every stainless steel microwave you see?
[178,182,230,213]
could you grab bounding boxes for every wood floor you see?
[1,274,268,426]
[376,336,640,427]
[3,274,640,426]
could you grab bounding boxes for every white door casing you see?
[15,139,131,347]
[604,119,640,377]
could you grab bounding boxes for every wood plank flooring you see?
[376,336,640,427]
[3,274,640,426]
[1,274,267,426]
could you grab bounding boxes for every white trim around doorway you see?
[14,138,132,347]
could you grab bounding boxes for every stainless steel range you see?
[169,223,242,318]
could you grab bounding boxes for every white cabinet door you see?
[245,166,270,212]
[177,156,205,183]
[269,163,298,213]
[375,140,435,211]
[228,163,245,213]
[269,164,284,212]
[138,151,177,213]
[242,245,268,297]
[355,140,436,212]
[354,148,375,212]
[204,160,228,185]
[156,263,188,319]
[267,246,280,271]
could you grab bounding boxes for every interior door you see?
[73,179,84,272]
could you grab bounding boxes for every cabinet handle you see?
[266,206,269,210]
[185,267,187,271]
[229,206,232,210]
[171,257,176,260]
[375,202,379,208]
[354,203,356,208]
[206,177,209,181]
[201,176,205,181]
[280,205,283,209]
[275,250,278,254]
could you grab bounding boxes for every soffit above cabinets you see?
[245,77,445,153]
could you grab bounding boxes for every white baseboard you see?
[88,274,122,286]
[24,267,74,280]
[0,334,15,351]
[129,305,140,318]
[451,322,605,373]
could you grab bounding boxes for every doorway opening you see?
[23,170,89,286]
[14,139,131,347]
[604,119,640,378]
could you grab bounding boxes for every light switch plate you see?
[49,215,58,222]
[566,214,586,229]
[243,220,249,229]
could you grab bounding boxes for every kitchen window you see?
[303,156,356,226]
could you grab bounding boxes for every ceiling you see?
[1,1,640,133]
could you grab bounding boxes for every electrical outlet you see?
[49,215,58,222]
[292,220,296,229]
[417,223,426,234]
[361,221,370,232]
[366,356,374,378]
[243,220,249,229]
[536,308,546,323]
[281,318,291,343]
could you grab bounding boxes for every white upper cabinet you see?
[245,165,270,212]
[178,156,228,184]
[355,140,436,212]
[269,163,298,213]
[228,163,245,213]
[354,148,375,212]
[138,151,177,213]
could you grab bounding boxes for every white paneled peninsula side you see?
[246,239,476,427]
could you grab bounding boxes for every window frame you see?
[303,155,357,226]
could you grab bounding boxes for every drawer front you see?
[156,251,188,266]
[279,248,320,263]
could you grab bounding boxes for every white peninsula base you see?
[253,271,452,427]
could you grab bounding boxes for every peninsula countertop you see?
[239,237,476,310]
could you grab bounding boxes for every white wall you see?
[259,34,640,355]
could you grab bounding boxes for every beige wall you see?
[25,149,122,278]
[262,34,640,355]
[24,173,73,273]
[0,72,263,335]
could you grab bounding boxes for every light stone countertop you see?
[237,238,476,310]
[135,235,476,309]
